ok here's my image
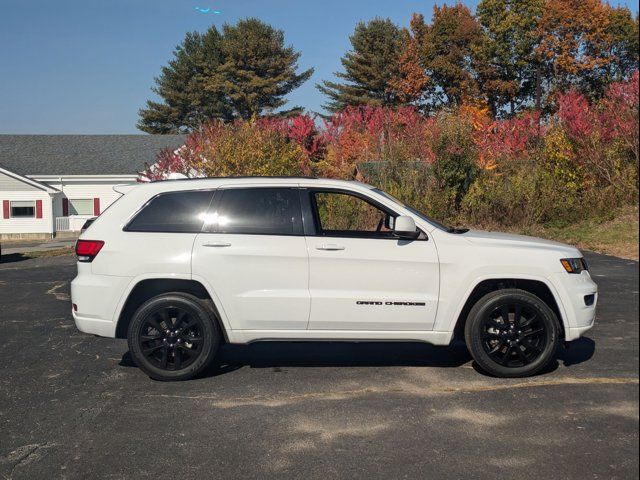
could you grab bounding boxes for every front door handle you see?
[202,242,232,248]
[316,244,345,251]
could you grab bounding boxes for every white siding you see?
[0,171,41,191]
[1,175,137,236]
[44,178,132,219]
[0,190,54,235]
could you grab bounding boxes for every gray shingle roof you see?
[0,135,186,176]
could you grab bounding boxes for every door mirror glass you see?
[393,216,419,239]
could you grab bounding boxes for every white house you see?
[0,135,184,240]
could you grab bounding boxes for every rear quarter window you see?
[125,190,214,233]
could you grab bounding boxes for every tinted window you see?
[126,190,214,233]
[214,188,303,235]
[313,191,394,237]
[10,201,35,218]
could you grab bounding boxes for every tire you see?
[464,289,560,378]
[127,292,220,381]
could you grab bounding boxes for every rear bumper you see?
[73,311,117,337]
[71,266,131,338]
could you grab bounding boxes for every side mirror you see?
[393,215,419,239]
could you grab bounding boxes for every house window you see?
[10,201,35,218]
[69,199,94,215]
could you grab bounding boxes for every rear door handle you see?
[202,242,232,248]
[316,244,345,251]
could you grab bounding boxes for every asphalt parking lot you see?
[0,252,638,479]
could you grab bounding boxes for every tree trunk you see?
[535,63,542,112]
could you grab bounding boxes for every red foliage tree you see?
[557,71,639,190]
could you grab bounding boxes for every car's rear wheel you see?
[464,289,560,378]
[128,293,220,381]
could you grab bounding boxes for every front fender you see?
[434,272,570,343]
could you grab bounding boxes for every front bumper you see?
[552,271,598,341]
[567,320,595,342]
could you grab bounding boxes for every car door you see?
[304,188,439,331]
[192,186,310,330]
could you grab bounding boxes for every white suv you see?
[71,177,597,380]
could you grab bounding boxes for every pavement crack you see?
[3,442,57,478]
[137,376,639,408]
[46,282,70,301]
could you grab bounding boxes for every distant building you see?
[0,135,184,240]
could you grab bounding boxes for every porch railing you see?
[55,216,70,232]
[55,215,93,232]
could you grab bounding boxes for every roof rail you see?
[152,175,320,182]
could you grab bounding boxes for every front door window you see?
[313,191,394,238]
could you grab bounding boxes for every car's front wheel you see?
[127,293,220,381]
[464,289,560,378]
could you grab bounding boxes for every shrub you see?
[141,120,309,180]
[194,121,307,177]
[361,159,438,220]
[317,106,436,179]
[141,73,639,231]
[431,112,478,216]
[557,74,639,201]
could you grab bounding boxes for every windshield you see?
[372,188,451,232]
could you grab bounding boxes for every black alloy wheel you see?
[128,293,220,381]
[137,306,204,371]
[480,302,547,368]
[465,289,560,378]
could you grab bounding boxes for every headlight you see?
[561,258,588,274]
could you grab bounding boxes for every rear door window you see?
[125,190,214,233]
[212,188,303,235]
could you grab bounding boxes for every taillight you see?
[75,240,104,262]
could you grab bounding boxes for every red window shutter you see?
[36,200,43,219]
[2,200,9,219]
[62,198,69,216]
[93,198,101,216]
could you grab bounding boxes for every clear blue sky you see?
[1,0,637,134]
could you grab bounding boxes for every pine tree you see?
[206,18,314,120]
[138,19,312,131]
[137,28,232,134]
[317,18,405,112]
